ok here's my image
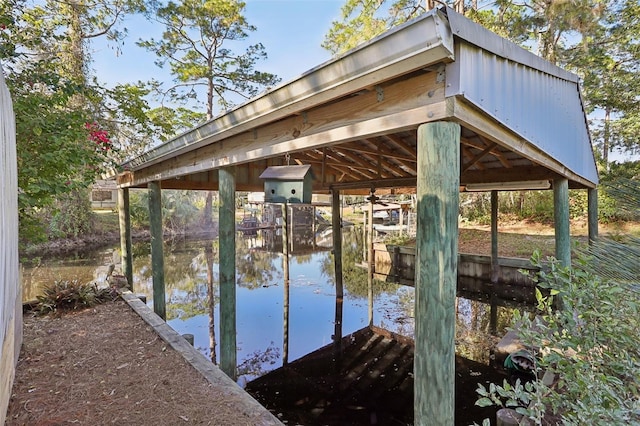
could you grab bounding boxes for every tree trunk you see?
[203,191,213,227]
[603,107,611,167]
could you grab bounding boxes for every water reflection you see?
[22,226,535,380]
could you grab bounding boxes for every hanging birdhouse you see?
[259,165,313,204]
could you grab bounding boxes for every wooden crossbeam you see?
[462,141,498,172]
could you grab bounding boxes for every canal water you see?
[22,225,535,424]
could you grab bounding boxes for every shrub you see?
[475,252,640,425]
[36,279,117,315]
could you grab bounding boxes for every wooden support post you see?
[312,205,317,249]
[148,181,166,320]
[490,190,499,284]
[219,167,237,380]
[331,189,344,360]
[362,211,367,261]
[367,189,375,327]
[588,187,598,245]
[414,122,460,426]
[182,333,194,346]
[282,203,290,366]
[117,187,133,289]
[393,246,400,281]
[553,178,571,268]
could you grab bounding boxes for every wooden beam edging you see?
[119,291,283,426]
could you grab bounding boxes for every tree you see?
[322,0,472,55]
[138,0,280,226]
[569,0,640,164]
[1,0,158,244]
[138,0,280,120]
[324,0,639,166]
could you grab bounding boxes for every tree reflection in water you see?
[120,226,532,383]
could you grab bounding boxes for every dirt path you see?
[6,300,278,426]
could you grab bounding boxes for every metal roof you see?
[445,11,598,184]
[118,7,597,192]
[259,165,312,181]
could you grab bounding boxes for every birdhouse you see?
[259,165,313,204]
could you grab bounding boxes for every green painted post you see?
[219,167,237,380]
[117,187,133,289]
[148,181,166,320]
[588,187,598,245]
[553,178,571,268]
[490,190,499,284]
[282,203,290,366]
[332,189,344,359]
[367,190,375,326]
[414,121,460,426]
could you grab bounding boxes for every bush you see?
[475,252,640,425]
[36,279,117,315]
[44,188,96,239]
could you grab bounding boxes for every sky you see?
[87,0,636,163]
[90,0,344,101]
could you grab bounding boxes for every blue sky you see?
[90,0,343,97]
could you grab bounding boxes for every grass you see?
[93,209,120,234]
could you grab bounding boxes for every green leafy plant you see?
[475,251,640,425]
[36,279,117,315]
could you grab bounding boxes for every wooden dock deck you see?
[246,325,507,425]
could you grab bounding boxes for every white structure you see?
[0,65,21,424]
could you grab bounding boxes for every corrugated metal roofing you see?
[445,9,597,184]
[116,7,598,190]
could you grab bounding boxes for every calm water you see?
[22,225,533,422]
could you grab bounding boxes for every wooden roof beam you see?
[462,141,498,173]
[461,135,513,169]
[338,140,417,162]
[383,134,417,159]
[477,135,513,168]
[462,147,485,170]
[292,151,370,181]
[461,165,559,184]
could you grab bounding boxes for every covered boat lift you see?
[116,7,598,424]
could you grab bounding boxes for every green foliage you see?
[476,252,640,425]
[161,190,202,233]
[459,189,589,224]
[2,0,163,245]
[138,0,280,118]
[322,0,396,55]
[128,189,204,232]
[580,171,640,283]
[597,162,640,222]
[128,190,150,228]
[8,64,116,244]
[36,279,118,315]
[46,188,97,239]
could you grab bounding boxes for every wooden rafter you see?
[477,135,512,168]
[292,151,368,181]
[384,134,417,160]
[461,136,513,169]
[462,147,485,170]
[337,141,416,163]
[462,141,498,173]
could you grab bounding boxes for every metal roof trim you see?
[259,165,312,181]
[443,7,579,83]
[121,9,454,172]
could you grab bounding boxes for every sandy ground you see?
[6,300,271,426]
